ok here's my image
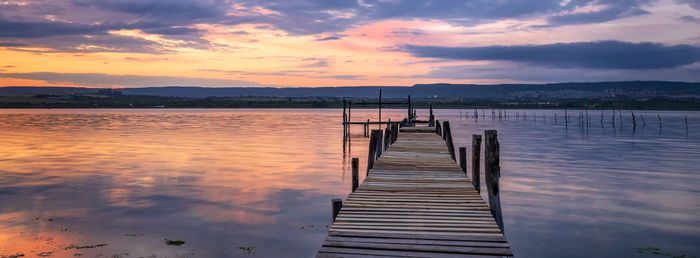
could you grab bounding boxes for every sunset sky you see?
[0,0,699,87]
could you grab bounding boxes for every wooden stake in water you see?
[332,199,342,222]
[686,115,689,135]
[378,89,382,130]
[485,130,503,233]
[472,135,482,194]
[619,107,623,128]
[658,114,662,131]
[459,147,467,174]
[631,110,637,128]
[612,109,616,128]
[351,158,359,192]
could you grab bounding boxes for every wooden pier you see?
[318,124,512,257]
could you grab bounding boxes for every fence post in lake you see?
[429,104,434,127]
[485,130,504,233]
[352,158,359,192]
[459,147,467,174]
[472,135,482,193]
[367,130,380,174]
[332,198,342,222]
[443,121,456,161]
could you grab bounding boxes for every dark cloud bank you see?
[404,41,700,69]
[0,0,659,53]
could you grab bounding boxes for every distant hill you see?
[2,81,699,100]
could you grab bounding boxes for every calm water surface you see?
[0,108,698,257]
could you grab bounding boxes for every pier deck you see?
[317,126,512,257]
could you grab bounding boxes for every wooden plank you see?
[323,240,514,256]
[317,126,511,257]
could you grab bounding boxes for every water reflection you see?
[0,109,698,257]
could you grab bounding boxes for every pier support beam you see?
[472,135,482,193]
[485,130,504,233]
[352,158,359,192]
[367,130,381,174]
[332,199,342,222]
[443,121,455,161]
[459,147,467,174]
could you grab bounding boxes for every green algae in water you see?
[164,239,186,246]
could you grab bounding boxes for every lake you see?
[0,108,698,257]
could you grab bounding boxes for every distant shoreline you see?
[1,94,699,110]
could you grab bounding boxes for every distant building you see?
[98,88,122,96]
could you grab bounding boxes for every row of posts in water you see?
[334,120,505,233]
[458,108,690,134]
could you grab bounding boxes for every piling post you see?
[685,115,688,135]
[436,120,442,136]
[384,126,390,152]
[429,104,434,127]
[366,119,370,137]
[343,98,347,139]
[472,135,482,193]
[443,121,456,161]
[408,95,412,122]
[459,147,467,174]
[351,158,359,192]
[658,113,662,130]
[367,130,380,174]
[391,123,399,143]
[485,130,503,233]
[378,89,382,130]
[376,129,384,158]
[332,199,343,222]
[632,110,637,128]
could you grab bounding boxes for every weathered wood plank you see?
[317,126,511,257]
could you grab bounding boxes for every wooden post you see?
[685,115,689,135]
[378,89,382,130]
[436,120,441,135]
[472,135,482,193]
[429,104,434,127]
[391,123,399,144]
[443,121,456,161]
[348,100,352,128]
[442,121,447,141]
[351,158,359,192]
[332,199,342,222]
[367,130,380,174]
[376,129,384,158]
[408,95,412,122]
[484,130,503,233]
[363,121,367,137]
[342,98,347,139]
[459,147,467,174]
[384,126,390,152]
[366,119,370,137]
